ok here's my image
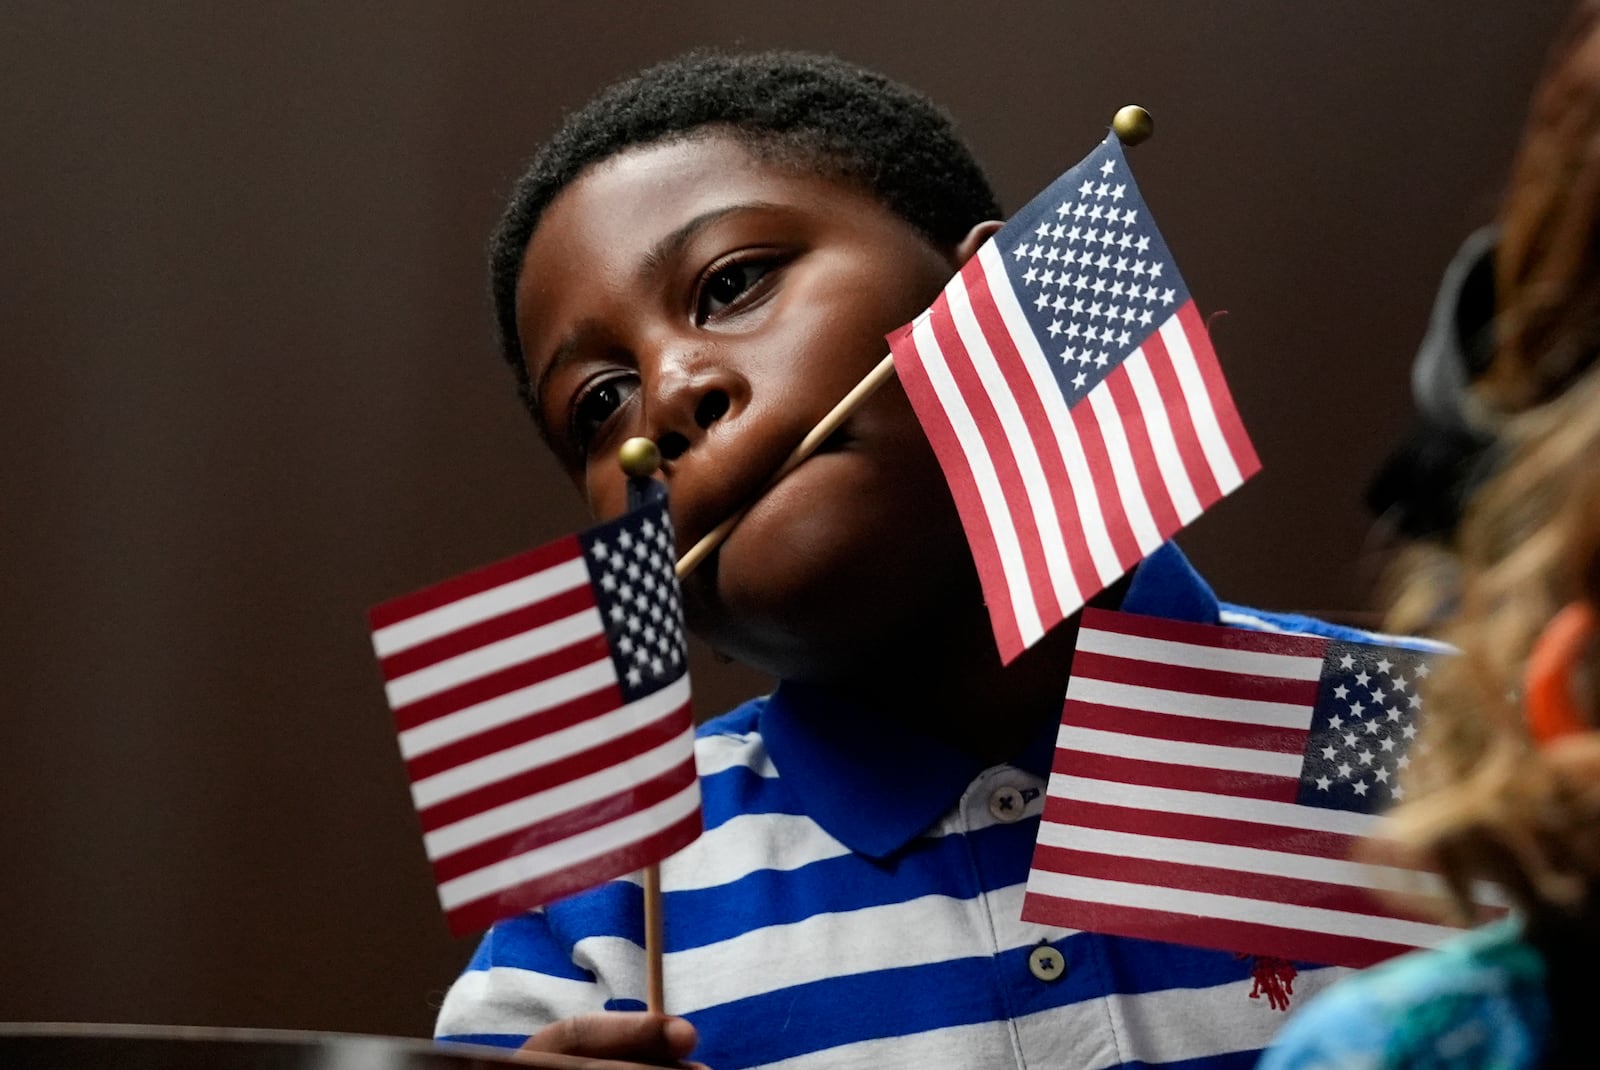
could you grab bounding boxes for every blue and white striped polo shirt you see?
[435,544,1389,1069]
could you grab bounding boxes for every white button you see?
[988,786,1026,822]
[1028,945,1066,982]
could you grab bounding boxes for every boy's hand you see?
[519,1012,706,1069]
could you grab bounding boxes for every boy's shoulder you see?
[1125,542,1449,652]
[1260,919,1549,1070]
[694,695,766,740]
[1219,602,1453,653]
[691,696,772,774]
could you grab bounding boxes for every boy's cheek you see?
[677,435,969,675]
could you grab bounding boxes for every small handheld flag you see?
[1020,609,1495,969]
[369,498,699,936]
[888,131,1260,663]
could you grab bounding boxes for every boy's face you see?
[517,133,994,679]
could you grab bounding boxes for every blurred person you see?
[1262,4,1600,1066]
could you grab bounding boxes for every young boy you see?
[438,50,1378,1070]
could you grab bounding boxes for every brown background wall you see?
[0,0,1568,1040]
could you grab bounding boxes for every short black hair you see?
[489,49,1001,413]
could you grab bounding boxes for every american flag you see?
[368,499,699,936]
[888,135,1259,663]
[1021,609,1494,969]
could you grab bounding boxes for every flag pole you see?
[618,437,672,1015]
[642,863,666,1014]
[669,106,1154,582]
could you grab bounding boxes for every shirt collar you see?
[760,541,1220,858]
[1120,540,1220,623]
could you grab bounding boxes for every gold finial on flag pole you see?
[619,436,662,479]
[1112,105,1154,146]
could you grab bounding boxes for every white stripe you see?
[1024,869,1465,949]
[661,810,854,891]
[1159,316,1243,491]
[909,314,1043,645]
[1066,676,1314,729]
[1215,609,1460,655]
[435,964,601,1037]
[946,276,1081,614]
[693,731,779,779]
[427,721,695,860]
[979,243,1122,582]
[661,890,1032,1014]
[411,677,692,808]
[1048,774,1378,837]
[1058,724,1304,777]
[385,606,604,708]
[438,773,701,909]
[1085,383,1163,554]
[372,557,590,658]
[1075,624,1325,679]
[1359,631,1455,654]
[1036,821,1450,898]
[1217,609,1288,633]
[1122,347,1202,524]
[398,658,615,760]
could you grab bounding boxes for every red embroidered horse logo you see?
[1242,954,1297,1011]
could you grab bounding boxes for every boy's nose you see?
[648,351,741,461]
[658,390,731,459]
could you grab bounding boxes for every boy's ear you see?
[952,220,1005,266]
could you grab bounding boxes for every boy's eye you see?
[696,259,774,323]
[569,375,638,454]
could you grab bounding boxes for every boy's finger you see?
[521,1012,699,1063]
[659,1017,698,1059]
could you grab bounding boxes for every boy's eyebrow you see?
[637,201,782,280]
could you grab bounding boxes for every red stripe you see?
[889,323,1024,660]
[964,261,1101,604]
[1054,748,1300,803]
[404,679,621,782]
[369,535,583,631]
[928,293,1061,631]
[1070,388,1144,572]
[1069,648,1323,705]
[1044,796,1362,861]
[1079,608,1330,659]
[442,807,703,937]
[1032,845,1406,923]
[418,697,692,832]
[380,584,596,681]
[1103,362,1181,541]
[1178,301,1261,481]
[391,633,611,731]
[1140,326,1222,507]
[1019,892,1418,969]
[1060,699,1309,754]
[429,753,697,881]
